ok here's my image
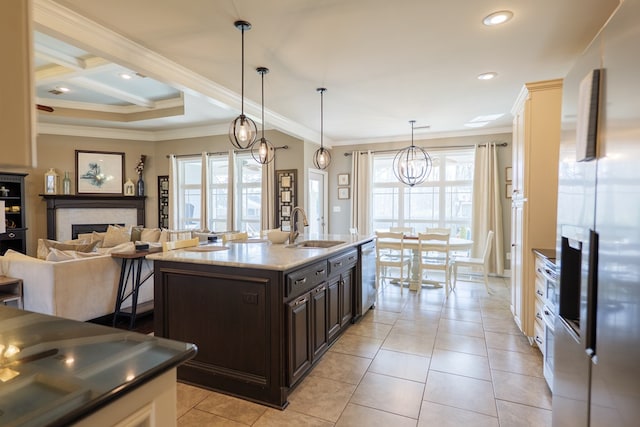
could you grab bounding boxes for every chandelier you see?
[393,120,431,186]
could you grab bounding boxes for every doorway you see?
[308,169,328,235]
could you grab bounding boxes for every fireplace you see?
[71,223,125,239]
[41,195,145,241]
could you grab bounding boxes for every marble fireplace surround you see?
[41,195,146,241]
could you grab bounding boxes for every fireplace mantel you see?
[41,195,146,240]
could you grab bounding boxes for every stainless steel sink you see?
[286,240,345,249]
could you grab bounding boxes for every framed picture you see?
[275,169,297,228]
[506,183,513,199]
[505,166,512,182]
[338,187,350,200]
[338,173,350,186]
[75,150,125,194]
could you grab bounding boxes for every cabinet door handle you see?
[536,289,544,297]
[316,285,326,293]
[334,261,343,267]
[535,336,543,345]
[316,269,326,276]
[295,297,308,306]
[348,256,356,262]
[294,277,307,286]
[536,312,543,320]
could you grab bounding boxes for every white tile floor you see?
[176,273,552,426]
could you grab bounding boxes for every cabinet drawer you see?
[0,228,25,241]
[328,249,357,274]
[534,321,545,354]
[535,297,545,326]
[286,260,328,298]
[534,274,545,301]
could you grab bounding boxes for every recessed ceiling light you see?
[483,10,513,26]
[119,73,133,80]
[471,113,504,122]
[477,72,497,80]
[57,86,70,92]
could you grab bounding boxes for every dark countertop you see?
[533,248,556,263]
[0,306,196,426]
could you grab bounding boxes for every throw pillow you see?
[102,225,131,248]
[130,226,144,242]
[140,228,161,243]
[37,238,98,260]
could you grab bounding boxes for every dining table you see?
[377,235,474,291]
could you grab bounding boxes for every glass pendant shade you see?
[313,87,331,170]
[393,120,432,186]
[229,20,257,149]
[251,66,275,164]
[313,147,331,170]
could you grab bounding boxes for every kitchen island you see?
[147,234,376,408]
[0,306,196,427]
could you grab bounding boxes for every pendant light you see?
[229,20,258,149]
[313,88,331,170]
[393,120,432,186]
[251,67,275,164]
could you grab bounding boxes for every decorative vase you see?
[124,179,135,196]
[137,176,145,196]
[62,171,71,195]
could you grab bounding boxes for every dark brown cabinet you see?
[0,172,27,255]
[287,292,312,386]
[311,284,328,359]
[327,278,341,341]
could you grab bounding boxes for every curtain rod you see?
[166,145,289,159]
[343,142,508,156]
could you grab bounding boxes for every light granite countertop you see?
[146,233,374,271]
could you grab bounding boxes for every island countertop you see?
[0,306,196,427]
[146,233,374,271]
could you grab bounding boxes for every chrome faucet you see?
[289,206,309,243]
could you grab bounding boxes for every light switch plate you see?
[333,206,341,212]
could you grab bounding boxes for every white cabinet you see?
[510,79,562,338]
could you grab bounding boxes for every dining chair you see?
[375,231,411,293]
[390,226,414,235]
[417,231,453,294]
[452,230,494,293]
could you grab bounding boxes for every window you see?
[175,152,262,233]
[207,154,229,232]
[176,156,202,230]
[371,149,474,238]
[235,153,262,235]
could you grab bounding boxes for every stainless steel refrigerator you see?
[553,1,640,426]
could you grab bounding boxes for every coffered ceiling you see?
[34,0,620,145]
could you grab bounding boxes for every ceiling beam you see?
[68,76,156,108]
[34,41,85,71]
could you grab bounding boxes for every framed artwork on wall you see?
[75,150,125,194]
[338,173,350,186]
[275,169,297,230]
[338,187,350,200]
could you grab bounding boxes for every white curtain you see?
[200,152,210,232]
[351,150,372,235]
[471,143,504,274]
[168,154,179,229]
[261,158,275,231]
[227,150,236,231]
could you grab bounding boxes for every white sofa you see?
[0,248,153,322]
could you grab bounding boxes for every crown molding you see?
[33,0,321,144]
[332,126,513,146]
[38,122,157,141]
